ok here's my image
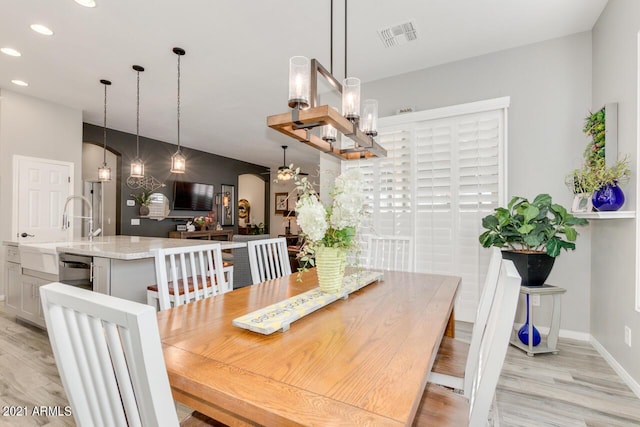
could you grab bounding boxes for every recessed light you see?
[74,0,96,7]
[1,47,21,57]
[11,80,29,87]
[30,24,54,36]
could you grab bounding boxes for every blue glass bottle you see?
[518,294,541,346]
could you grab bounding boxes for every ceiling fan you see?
[277,145,307,181]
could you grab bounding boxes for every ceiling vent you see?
[378,21,418,48]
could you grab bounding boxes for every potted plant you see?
[566,156,630,212]
[479,194,588,286]
[131,189,152,216]
[193,216,213,230]
[582,108,606,166]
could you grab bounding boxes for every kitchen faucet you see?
[61,195,101,241]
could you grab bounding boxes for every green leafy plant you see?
[131,189,152,206]
[583,108,605,166]
[479,194,588,257]
[565,156,630,194]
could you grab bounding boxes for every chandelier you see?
[267,0,386,160]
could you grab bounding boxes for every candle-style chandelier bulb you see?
[288,56,310,109]
[322,106,338,143]
[361,99,378,137]
[130,65,145,178]
[170,47,187,174]
[342,77,360,123]
[98,79,112,182]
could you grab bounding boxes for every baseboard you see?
[590,336,640,400]
[513,322,591,341]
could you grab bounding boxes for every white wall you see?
[0,89,83,296]
[591,0,640,387]
[361,32,593,333]
[238,174,265,226]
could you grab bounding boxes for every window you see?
[345,97,509,321]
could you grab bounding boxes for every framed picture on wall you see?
[275,192,288,215]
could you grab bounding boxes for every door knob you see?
[19,232,35,238]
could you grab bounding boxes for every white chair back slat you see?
[88,316,123,426]
[152,243,229,311]
[248,238,292,284]
[366,235,413,272]
[463,247,502,396]
[62,308,107,425]
[104,322,139,426]
[40,282,180,427]
[77,312,120,426]
[468,259,521,425]
[179,253,190,302]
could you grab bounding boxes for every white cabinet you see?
[5,243,54,328]
[20,274,48,327]
[4,245,21,315]
[92,257,111,295]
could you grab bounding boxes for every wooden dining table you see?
[157,269,460,426]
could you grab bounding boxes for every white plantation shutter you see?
[345,98,508,321]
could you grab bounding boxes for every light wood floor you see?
[1,307,639,426]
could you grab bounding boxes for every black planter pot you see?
[501,250,555,286]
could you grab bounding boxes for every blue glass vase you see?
[592,183,625,211]
[518,294,541,346]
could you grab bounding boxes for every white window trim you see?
[636,32,640,313]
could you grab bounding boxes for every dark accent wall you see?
[83,123,270,237]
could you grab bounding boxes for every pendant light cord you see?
[330,0,333,75]
[103,83,107,164]
[136,69,140,158]
[344,0,348,79]
[177,53,181,151]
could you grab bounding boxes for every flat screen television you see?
[173,181,215,211]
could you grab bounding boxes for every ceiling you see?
[0,0,608,173]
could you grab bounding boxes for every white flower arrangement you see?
[283,167,365,271]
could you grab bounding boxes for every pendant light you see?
[170,47,186,174]
[97,79,112,182]
[130,65,145,178]
[277,145,293,181]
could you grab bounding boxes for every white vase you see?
[571,193,593,213]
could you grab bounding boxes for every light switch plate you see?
[127,200,135,207]
[131,218,140,226]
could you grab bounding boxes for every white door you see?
[13,155,73,243]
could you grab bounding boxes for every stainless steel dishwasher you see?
[59,253,93,290]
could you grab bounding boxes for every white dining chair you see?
[247,237,291,284]
[429,247,503,396]
[147,243,232,311]
[366,235,413,272]
[41,282,179,426]
[414,260,521,426]
[41,282,223,427]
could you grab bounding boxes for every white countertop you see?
[16,235,245,261]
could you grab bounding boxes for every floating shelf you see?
[572,210,635,219]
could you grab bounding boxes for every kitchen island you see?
[5,236,245,328]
